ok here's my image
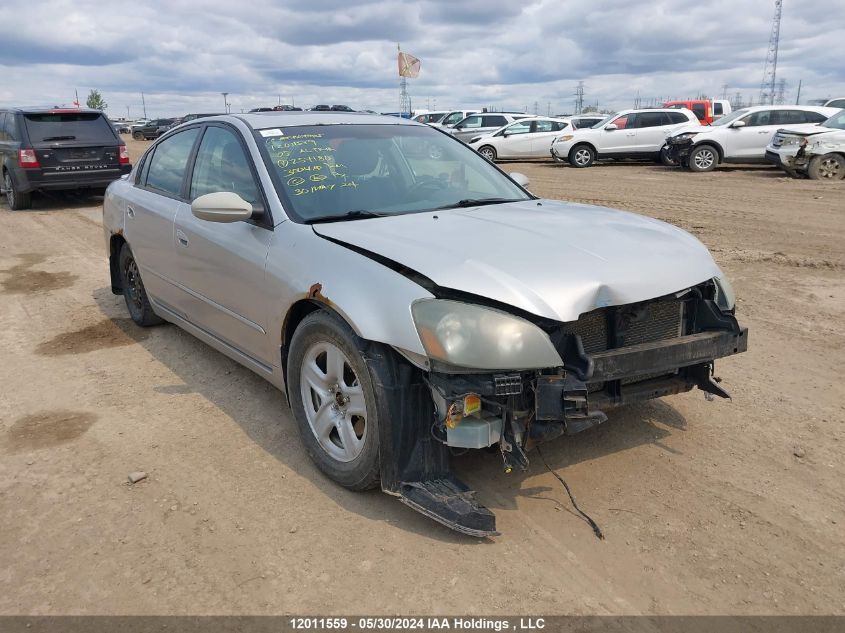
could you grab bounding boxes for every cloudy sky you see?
[1,0,843,118]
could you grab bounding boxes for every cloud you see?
[0,0,843,116]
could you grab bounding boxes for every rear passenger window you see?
[669,112,689,124]
[3,113,19,141]
[802,111,829,123]
[144,128,200,197]
[634,112,667,128]
[0,113,6,141]
[483,116,507,127]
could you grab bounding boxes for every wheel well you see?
[109,234,127,294]
[692,142,723,161]
[280,299,324,389]
[570,142,596,155]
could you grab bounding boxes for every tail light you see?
[18,149,40,168]
[118,145,129,165]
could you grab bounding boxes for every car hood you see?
[774,124,838,138]
[312,200,721,323]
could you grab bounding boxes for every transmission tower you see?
[775,78,787,104]
[759,0,783,105]
[574,81,585,114]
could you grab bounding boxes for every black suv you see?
[131,118,176,140]
[0,107,131,210]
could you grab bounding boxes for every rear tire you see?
[118,243,164,327]
[568,144,595,168]
[478,145,497,162]
[287,311,381,491]
[132,131,144,140]
[660,147,678,166]
[807,153,845,180]
[3,171,32,210]
[688,144,719,172]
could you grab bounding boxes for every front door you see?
[172,124,274,365]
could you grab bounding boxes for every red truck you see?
[663,99,732,125]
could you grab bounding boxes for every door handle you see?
[176,229,189,247]
[126,206,135,218]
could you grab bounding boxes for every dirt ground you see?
[1,138,844,616]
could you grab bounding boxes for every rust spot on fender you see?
[307,283,330,304]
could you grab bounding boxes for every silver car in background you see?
[103,112,747,536]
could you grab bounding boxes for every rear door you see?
[172,124,274,365]
[529,120,569,156]
[123,127,201,313]
[630,112,677,153]
[22,111,123,177]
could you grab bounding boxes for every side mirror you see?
[604,123,618,131]
[730,120,746,128]
[191,192,253,223]
[510,172,530,188]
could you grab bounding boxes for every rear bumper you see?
[13,165,131,193]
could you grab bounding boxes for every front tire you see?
[3,171,32,210]
[132,131,144,140]
[807,153,845,180]
[568,144,595,168]
[118,243,164,326]
[688,144,719,172]
[478,145,497,162]
[288,311,381,491]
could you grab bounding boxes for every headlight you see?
[411,300,563,370]
[713,275,736,311]
[469,136,481,144]
[779,136,801,147]
[556,135,574,143]
[675,132,698,141]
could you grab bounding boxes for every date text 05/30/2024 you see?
[289,617,546,631]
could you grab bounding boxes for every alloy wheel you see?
[299,341,368,463]
[693,148,716,170]
[573,148,592,166]
[4,173,13,208]
[818,157,842,179]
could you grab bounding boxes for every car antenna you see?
[536,445,605,540]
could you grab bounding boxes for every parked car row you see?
[450,101,843,182]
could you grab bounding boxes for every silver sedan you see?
[103,112,747,536]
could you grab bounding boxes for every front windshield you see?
[590,113,617,129]
[822,110,845,130]
[259,124,532,223]
[711,109,749,126]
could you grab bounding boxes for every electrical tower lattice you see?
[759,0,783,106]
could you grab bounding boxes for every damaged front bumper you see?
[376,292,748,537]
[663,137,694,165]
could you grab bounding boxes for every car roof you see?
[228,111,423,129]
[5,107,105,115]
[734,105,836,112]
[618,108,694,115]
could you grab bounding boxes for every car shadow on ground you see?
[91,286,689,543]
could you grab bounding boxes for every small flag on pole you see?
[398,50,421,78]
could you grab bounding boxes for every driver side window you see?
[190,126,260,205]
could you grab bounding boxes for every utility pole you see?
[126,105,130,119]
[574,81,585,114]
[221,92,229,113]
[794,79,802,104]
[141,92,147,118]
[722,84,729,100]
[759,0,783,105]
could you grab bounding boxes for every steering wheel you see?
[408,176,447,197]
